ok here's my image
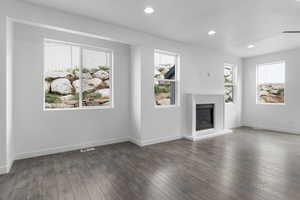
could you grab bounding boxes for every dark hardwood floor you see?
[1,127,300,200]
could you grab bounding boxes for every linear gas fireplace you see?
[196,104,214,131]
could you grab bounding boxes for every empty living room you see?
[1,0,300,199]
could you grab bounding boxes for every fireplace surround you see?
[185,94,232,141]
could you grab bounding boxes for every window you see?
[44,40,112,110]
[257,61,285,104]
[224,64,236,103]
[154,50,179,106]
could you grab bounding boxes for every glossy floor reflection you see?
[1,127,300,200]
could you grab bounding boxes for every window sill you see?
[154,105,179,109]
[44,105,113,111]
[256,103,285,106]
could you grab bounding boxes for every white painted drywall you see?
[0,13,8,173]
[225,63,243,129]
[130,45,242,145]
[242,48,300,134]
[0,0,242,170]
[6,19,14,171]
[13,23,131,158]
[130,46,142,143]
[129,46,183,145]
[181,47,242,136]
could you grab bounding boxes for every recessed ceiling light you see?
[208,30,216,36]
[144,7,154,14]
[248,44,255,49]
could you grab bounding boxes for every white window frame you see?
[43,39,114,111]
[256,61,285,105]
[154,49,180,108]
[224,63,237,104]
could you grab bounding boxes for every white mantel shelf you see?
[185,94,232,141]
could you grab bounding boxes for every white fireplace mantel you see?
[185,93,232,141]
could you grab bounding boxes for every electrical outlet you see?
[80,147,96,152]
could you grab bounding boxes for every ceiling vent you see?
[282,31,300,34]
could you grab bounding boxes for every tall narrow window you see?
[224,64,235,103]
[257,61,285,104]
[44,40,112,110]
[154,50,179,106]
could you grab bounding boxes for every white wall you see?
[139,46,182,145]
[6,19,14,171]
[225,63,243,129]
[0,14,8,173]
[13,23,131,158]
[0,0,242,172]
[242,48,300,134]
[129,46,142,143]
[181,47,242,134]
[130,45,242,145]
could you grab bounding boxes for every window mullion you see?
[155,79,176,82]
[154,51,178,107]
[79,47,83,108]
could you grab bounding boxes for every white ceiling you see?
[22,0,300,58]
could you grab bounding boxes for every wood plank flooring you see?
[1,127,300,200]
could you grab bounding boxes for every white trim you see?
[195,128,217,136]
[14,135,184,160]
[3,130,241,174]
[79,46,83,107]
[140,135,182,146]
[9,17,124,44]
[154,105,178,109]
[188,94,225,138]
[242,123,300,135]
[0,166,7,175]
[154,79,176,82]
[184,129,232,141]
[256,61,286,105]
[129,137,143,147]
[0,160,13,175]
[257,60,286,67]
[129,135,182,147]
[224,63,237,104]
[154,49,180,57]
[6,159,14,173]
[44,38,113,53]
[256,101,286,106]
[43,39,114,111]
[14,137,129,160]
[110,49,115,108]
[154,49,180,108]
[44,105,113,111]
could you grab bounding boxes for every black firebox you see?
[196,104,214,131]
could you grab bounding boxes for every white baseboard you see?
[8,130,234,174]
[225,120,242,129]
[184,129,232,141]
[129,135,182,147]
[14,134,183,163]
[129,137,142,146]
[15,137,129,160]
[0,160,13,175]
[140,135,182,146]
[0,165,7,175]
[242,123,300,135]
[252,126,300,135]
[7,159,14,173]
